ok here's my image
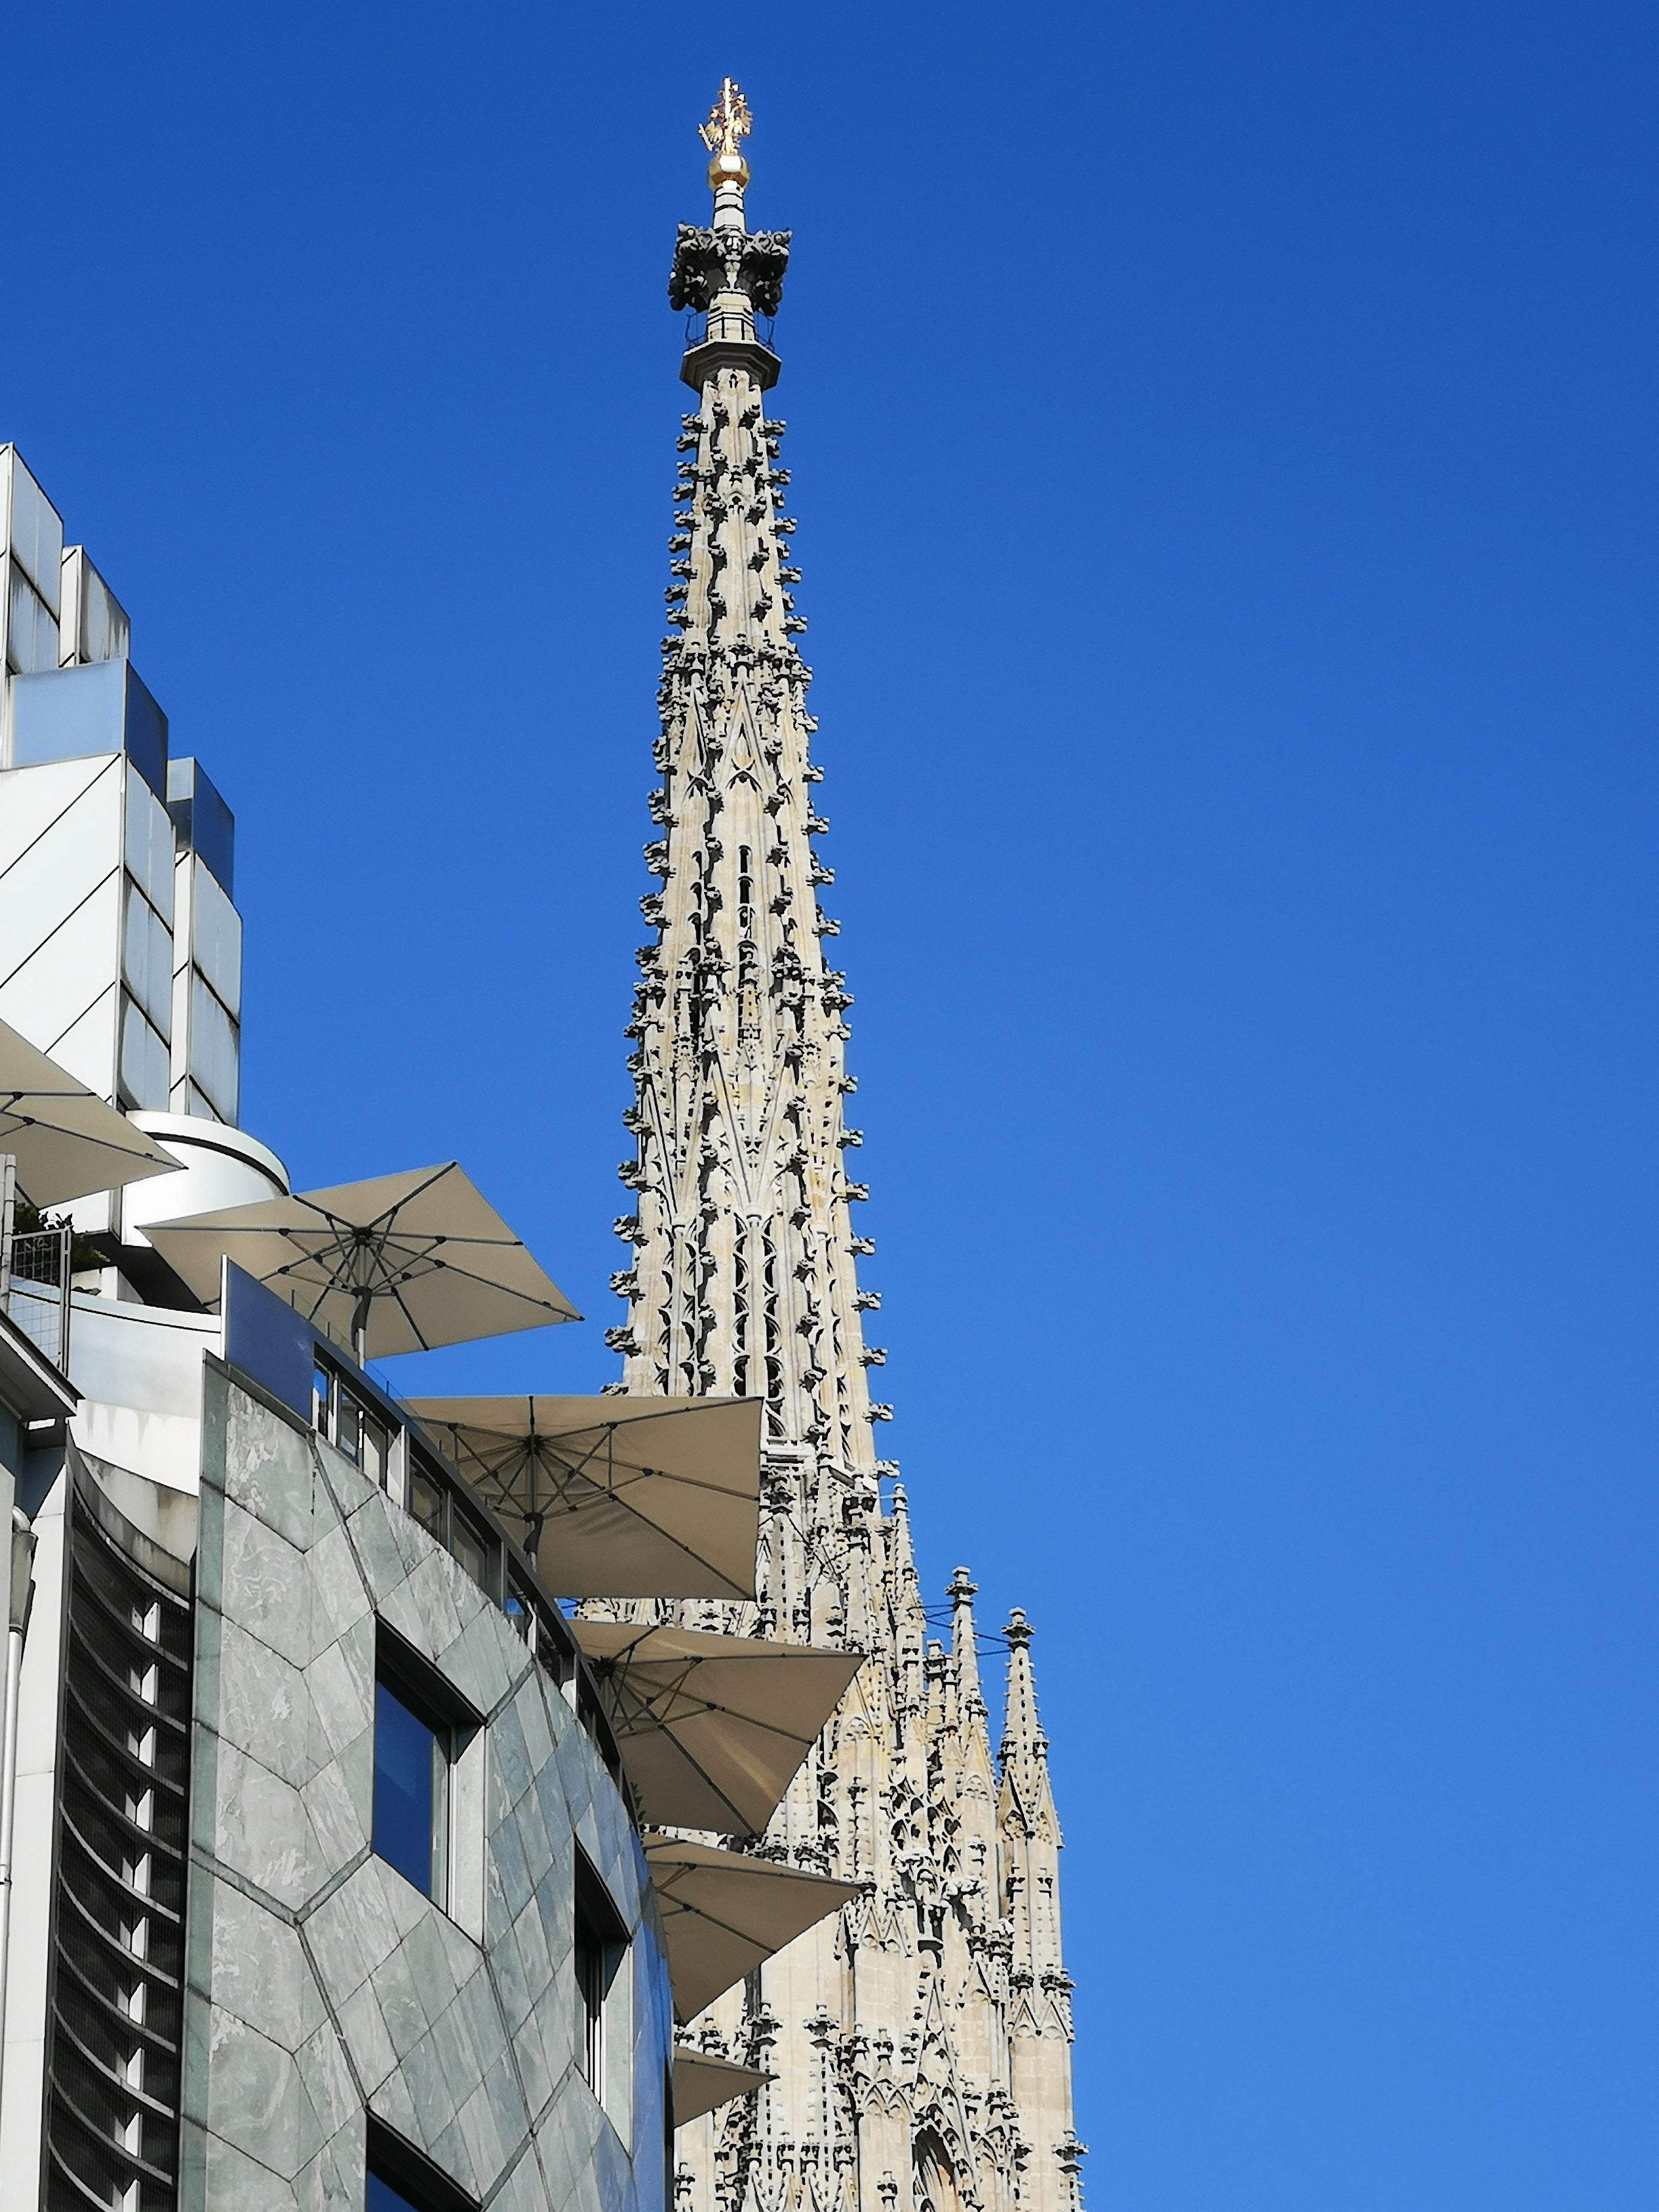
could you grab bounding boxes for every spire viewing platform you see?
[669,78,790,392]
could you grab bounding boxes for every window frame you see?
[312,1354,393,1493]
[574,1848,630,2112]
[401,1435,503,1603]
[366,2115,478,2212]
[372,1624,480,1916]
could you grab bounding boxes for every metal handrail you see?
[4,1225,73,1376]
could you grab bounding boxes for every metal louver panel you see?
[44,1460,192,2212]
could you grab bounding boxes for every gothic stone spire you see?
[620,89,1080,2212]
[616,85,887,1497]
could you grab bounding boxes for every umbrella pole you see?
[0,1156,13,1302]
[351,1288,372,1367]
[528,1401,538,1532]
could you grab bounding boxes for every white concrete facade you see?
[0,444,243,1153]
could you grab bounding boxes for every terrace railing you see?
[4,1224,73,1375]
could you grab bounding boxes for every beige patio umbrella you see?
[644,1837,860,2023]
[144,1162,577,1359]
[672,2046,773,2125]
[0,1018,177,1206]
[573,1620,862,1836]
[407,1394,762,1600]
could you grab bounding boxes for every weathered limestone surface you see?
[605,134,1083,2212]
[184,1365,672,2212]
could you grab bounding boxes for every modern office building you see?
[0,435,851,2212]
[1,445,241,1138]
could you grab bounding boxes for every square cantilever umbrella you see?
[0,1017,178,1207]
[672,2046,773,2124]
[406,1393,762,1600]
[144,1162,578,1359]
[643,1838,860,2023]
[572,1620,863,1837]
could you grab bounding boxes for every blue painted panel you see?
[222,1261,313,1419]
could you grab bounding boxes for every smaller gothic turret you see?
[997,1612,1084,2212]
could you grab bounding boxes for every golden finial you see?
[699,77,752,192]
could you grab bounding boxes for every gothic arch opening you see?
[914,2131,962,2212]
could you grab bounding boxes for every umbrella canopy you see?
[407,1394,762,1600]
[573,1620,862,1836]
[672,2046,773,2125]
[0,1019,178,1207]
[144,1162,578,1358]
[643,1837,860,2023]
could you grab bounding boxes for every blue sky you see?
[8,4,1657,2205]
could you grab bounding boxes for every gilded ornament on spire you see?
[699,77,752,158]
[699,76,752,190]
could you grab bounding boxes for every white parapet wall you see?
[68,1294,222,1495]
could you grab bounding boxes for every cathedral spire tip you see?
[669,78,787,383]
[699,76,752,193]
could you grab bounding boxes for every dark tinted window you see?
[575,1851,628,2097]
[372,1679,447,1903]
[366,2118,477,2212]
[451,1509,491,1594]
[409,1460,446,1537]
[366,2173,423,2212]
